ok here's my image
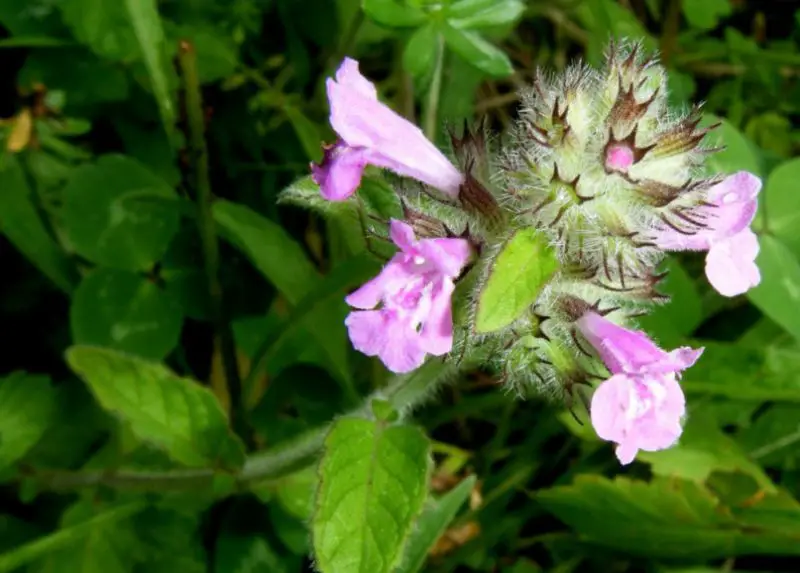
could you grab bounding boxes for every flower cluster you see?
[307,49,762,465]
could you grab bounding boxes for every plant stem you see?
[423,34,445,141]
[659,0,682,66]
[25,359,458,493]
[177,41,247,444]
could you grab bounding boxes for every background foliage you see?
[0,0,799,571]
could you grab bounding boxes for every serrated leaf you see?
[397,475,476,573]
[313,418,431,573]
[475,228,559,333]
[32,500,142,573]
[66,346,246,469]
[361,0,427,27]
[0,502,145,573]
[215,535,287,573]
[0,155,77,293]
[63,154,180,271]
[440,24,513,77]
[0,373,56,469]
[747,235,800,344]
[71,267,183,360]
[448,0,525,29]
[403,23,438,79]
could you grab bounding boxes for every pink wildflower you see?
[344,220,471,373]
[311,58,464,201]
[653,171,762,296]
[577,312,703,465]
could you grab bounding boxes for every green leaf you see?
[637,259,702,347]
[165,24,238,84]
[0,502,145,573]
[361,0,427,27]
[0,155,77,293]
[31,500,142,573]
[0,373,56,469]
[701,115,763,177]
[441,24,513,77]
[475,228,559,333]
[284,105,323,162]
[738,404,800,468]
[397,475,476,573]
[682,0,732,30]
[448,0,525,29]
[122,0,176,143]
[66,346,246,469]
[59,0,138,60]
[214,535,287,573]
[403,23,438,79]
[760,158,800,255]
[133,507,206,573]
[747,235,800,344]
[313,418,431,573]
[63,154,180,271]
[70,268,184,360]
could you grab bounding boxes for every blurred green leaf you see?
[284,106,323,162]
[63,154,180,271]
[66,346,247,469]
[0,155,77,293]
[0,373,56,470]
[397,475,476,573]
[275,466,317,520]
[638,258,702,347]
[403,23,439,79]
[362,0,427,27]
[214,534,287,573]
[313,418,431,573]
[702,115,763,176]
[682,0,732,30]
[738,404,800,468]
[441,24,513,77]
[748,235,800,344]
[166,24,239,84]
[70,268,184,360]
[448,0,525,29]
[59,0,138,60]
[759,158,800,254]
[475,228,558,333]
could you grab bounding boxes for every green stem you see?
[177,41,247,444]
[423,34,445,141]
[24,359,458,493]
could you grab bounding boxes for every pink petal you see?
[606,144,634,171]
[417,237,473,278]
[589,374,631,443]
[389,220,418,253]
[705,171,761,240]
[615,442,638,465]
[705,228,761,297]
[419,278,455,356]
[311,144,369,201]
[334,57,378,100]
[644,347,704,375]
[345,310,390,358]
[345,310,426,373]
[345,254,415,309]
[577,313,667,374]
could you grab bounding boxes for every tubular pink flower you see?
[652,171,762,296]
[577,312,704,465]
[311,58,464,201]
[345,220,472,373]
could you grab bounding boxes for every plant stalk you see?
[423,34,445,141]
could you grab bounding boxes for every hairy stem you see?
[177,41,247,443]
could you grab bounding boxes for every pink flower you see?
[577,312,704,465]
[653,171,762,296]
[345,220,471,373]
[311,58,464,201]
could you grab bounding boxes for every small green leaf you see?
[214,535,288,573]
[760,158,800,255]
[313,418,431,573]
[0,502,145,573]
[284,106,323,162]
[63,154,180,271]
[0,155,77,293]
[403,23,438,79]
[397,475,476,573]
[362,0,427,27]
[441,24,513,77]
[682,0,731,30]
[122,0,176,143]
[747,235,800,344]
[70,268,184,360]
[448,0,525,29]
[66,346,246,469]
[0,373,56,470]
[475,228,559,333]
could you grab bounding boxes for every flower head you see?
[653,171,762,296]
[577,312,703,464]
[345,220,471,373]
[312,58,464,201]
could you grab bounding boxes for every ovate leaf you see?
[475,228,558,333]
[66,346,246,469]
[63,154,180,271]
[71,268,183,360]
[701,115,762,177]
[59,0,138,60]
[441,24,513,77]
[747,235,800,344]
[312,418,431,573]
[403,23,438,79]
[448,0,525,29]
[682,0,731,30]
[361,0,427,27]
[760,158,800,255]
[0,373,56,469]
[397,475,476,573]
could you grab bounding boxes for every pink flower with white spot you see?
[577,312,703,465]
[345,220,472,373]
[653,171,762,297]
[312,58,464,201]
